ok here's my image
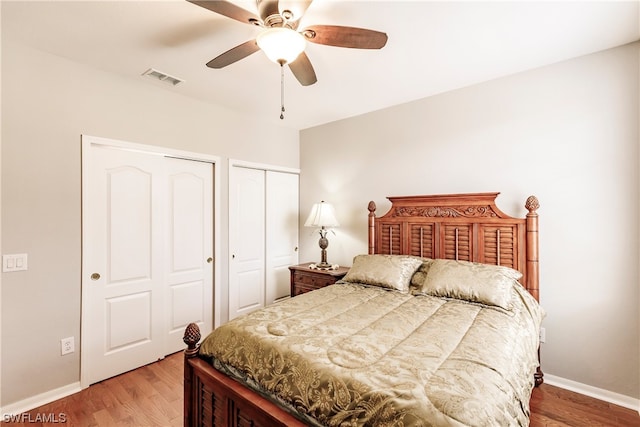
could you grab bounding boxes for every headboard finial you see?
[367,201,376,214]
[525,195,539,213]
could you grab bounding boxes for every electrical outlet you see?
[539,327,546,343]
[61,337,74,355]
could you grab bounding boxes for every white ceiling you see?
[2,0,639,130]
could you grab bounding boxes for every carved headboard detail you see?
[368,192,540,301]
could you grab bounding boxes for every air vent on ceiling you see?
[142,68,184,86]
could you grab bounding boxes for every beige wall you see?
[0,41,299,406]
[300,42,640,399]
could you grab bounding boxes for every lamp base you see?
[310,262,338,271]
[315,262,333,270]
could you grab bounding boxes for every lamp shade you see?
[304,201,339,228]
[256,27,306,64]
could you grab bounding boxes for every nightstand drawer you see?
[292,282,324,296]
[295,271,331,287]
[289,263,350,296]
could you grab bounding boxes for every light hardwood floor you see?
[2,352,639,426]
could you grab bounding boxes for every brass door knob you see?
[207,257,213,263]
[90,273,101,281]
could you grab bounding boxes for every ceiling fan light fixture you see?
[257,27,306,64]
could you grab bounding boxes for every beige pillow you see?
[413,259,521,310]
[342,254,424,293]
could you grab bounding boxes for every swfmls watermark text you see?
[2,413,67,423]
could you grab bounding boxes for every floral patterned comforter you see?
[199,282,543,426]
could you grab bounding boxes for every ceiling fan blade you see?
[288,52,317,86]
[187,0,260,25]
[206,39,260,68]
[301,25,388,49]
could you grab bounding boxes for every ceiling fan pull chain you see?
[280,62,285,120]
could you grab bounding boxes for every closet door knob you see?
[90,273,101,281]
[207,257,213,263]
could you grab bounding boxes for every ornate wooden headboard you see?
[368,192,540,301]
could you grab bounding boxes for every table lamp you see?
[304,201,339,269]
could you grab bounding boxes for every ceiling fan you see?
[187,0,388,87]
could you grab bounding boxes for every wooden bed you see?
[183,192,542,427]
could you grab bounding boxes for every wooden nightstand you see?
[289,263,350,296]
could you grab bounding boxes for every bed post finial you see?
[183,322,201,359]
[525,195,540,213]
[368,201,376,255]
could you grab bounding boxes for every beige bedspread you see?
[199,282,543,426]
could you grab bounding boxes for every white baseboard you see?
[545,374,640,413]
[0,382,81,419]
[1,375,638,418]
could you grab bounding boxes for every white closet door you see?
[82,140,215,386]
[228,167,266,320]
[265,171,299,304]
[83,146,165,385]
[164,157,214,353]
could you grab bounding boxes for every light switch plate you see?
[3,254,28,272]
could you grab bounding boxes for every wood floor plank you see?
[530,383,639,427]
[3,352,638,426]
[91,408,118,426]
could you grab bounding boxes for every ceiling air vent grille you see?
[142,68,183,86]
